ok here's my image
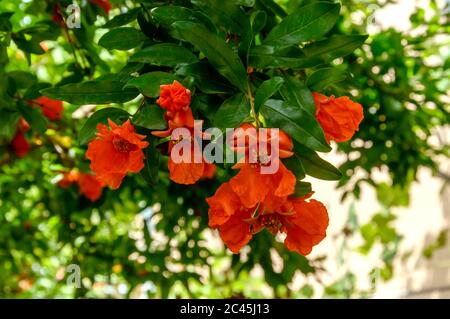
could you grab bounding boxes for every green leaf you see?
[18,103,48,134]
[41,81,140,105]
[7,71,36,90]
[191,0,250,35]
[0,12,13,32]
[140,137,160,186]
[171,21,248,92]
[262,2,340,49]
[23,82,51,100]
[176,62,234,94]
[294,142,342,180]
[129,43,198,67]
[261,99,330,152]
[101,9,140,28]
[124,72,176,98]
[280,75,315,115]
[254,76,284,113]
[234,0,255,6]
[0,108,19,141]
[214,93,249,130]
[258,0,287,18]
[79,108,131,145]
[293,181,312,197]
[306,68,348,91]
[151,6,194,28]
[98,27,146,50]
[283,153,306,180]
[302,35,368,65]
[132,103,167,130]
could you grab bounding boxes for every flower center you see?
[260,214,282,235]
[113,136,136,153]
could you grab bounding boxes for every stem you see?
[247,81,261,128]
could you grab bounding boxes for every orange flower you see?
[89,0,112,14]
[86,119,149,189]
[58,170,80,188]
[201,163,217,180]
[167,137,206,185]
[229,123,296,208]
[157,80,191,113]
[78,173,105,202]
[33,96,64,121]
[152,107,195,138]
[207,186,329,255]
[313,93,364,143]
[11,132,30,158]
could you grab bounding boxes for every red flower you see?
[78,173,105,202]
[228,123,296,208]
[58,170,81,188]
[11,132,30,158]
[33,96,64,121]
[313,93,364,143]
[167,137,206,185]
[207,186,329,255]
[86,119,149,189]
[89,0,112,14]
[157,80,191,113]
[201,163,217,180]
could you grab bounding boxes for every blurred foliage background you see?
[0,0,449,298]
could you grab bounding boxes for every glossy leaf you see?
[41,81,140,104]
[129,43,198,67]
[191,0,250,35]
[124,72,176,98]
[263,2,340,49]
[214,93,250,130]
[260,99,330,152]
[280,75,316,115]
[171,21,248,92]
[98,27,146,50]
[254,76,284,113]
[306,68,348,91]
[294,142,342,180]
[132,103,167,130]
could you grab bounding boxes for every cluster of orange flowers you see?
[82,81,364,255]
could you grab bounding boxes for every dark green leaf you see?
[258,0,287,18]
[7,71,36,90]
[140,137,160,186]
[234,0,255,7]
[98,27,146,50]
[294,142,342,180]
[280,75,315,115]
[41,81,139,105]
[124,72,176,98]
[18,103,48,133]
[101,9,140,28]
[302,35,368,65]
[129,43,198,67]
[23,82,51,100]
[191,0,250,35]
[293,181,312,197]
[151,6,194,28]
[79,108,131,145]
[254,76,284,113]
[176,62,234,94]
[306,68,348,91]
[171,21,248,92]
[283,153,306,180]
[132,103,167,130]
[0,108,19,141]
[214,93,249,130]
[262,2,340,49]
[261,99,330,152]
